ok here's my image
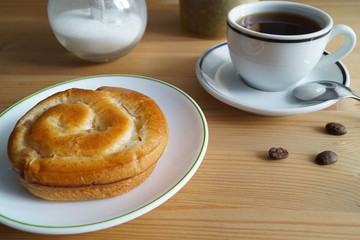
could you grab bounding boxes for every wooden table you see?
[1,0,360,239]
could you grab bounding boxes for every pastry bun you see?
[8,87,168,201]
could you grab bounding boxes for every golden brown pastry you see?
[8,87,168,201]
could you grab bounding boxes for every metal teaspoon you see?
[293,81,360,102]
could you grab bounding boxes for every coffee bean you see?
[315,151,338,165]
[268,147,289,160]
[325,122,347,135]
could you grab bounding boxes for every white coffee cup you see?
[227,1,357,91]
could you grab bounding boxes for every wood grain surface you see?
[1,0,360,239]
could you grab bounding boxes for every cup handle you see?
[317,24,357,68]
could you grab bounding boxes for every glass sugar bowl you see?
[48,0,147,62]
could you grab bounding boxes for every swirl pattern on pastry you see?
[8,87,168,200]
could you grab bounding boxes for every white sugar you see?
[51,8,143,55]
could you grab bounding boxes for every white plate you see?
[0,75,208,235]
[196,42,350,116]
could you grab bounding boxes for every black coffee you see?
[237,12,322,35]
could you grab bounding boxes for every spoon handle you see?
[350,93,360,101]
[345,85,360,101]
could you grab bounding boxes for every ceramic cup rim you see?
[227,1,333,43]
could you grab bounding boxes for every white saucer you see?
[196,42,350,116]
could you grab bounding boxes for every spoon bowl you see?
[293,81,360,102]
